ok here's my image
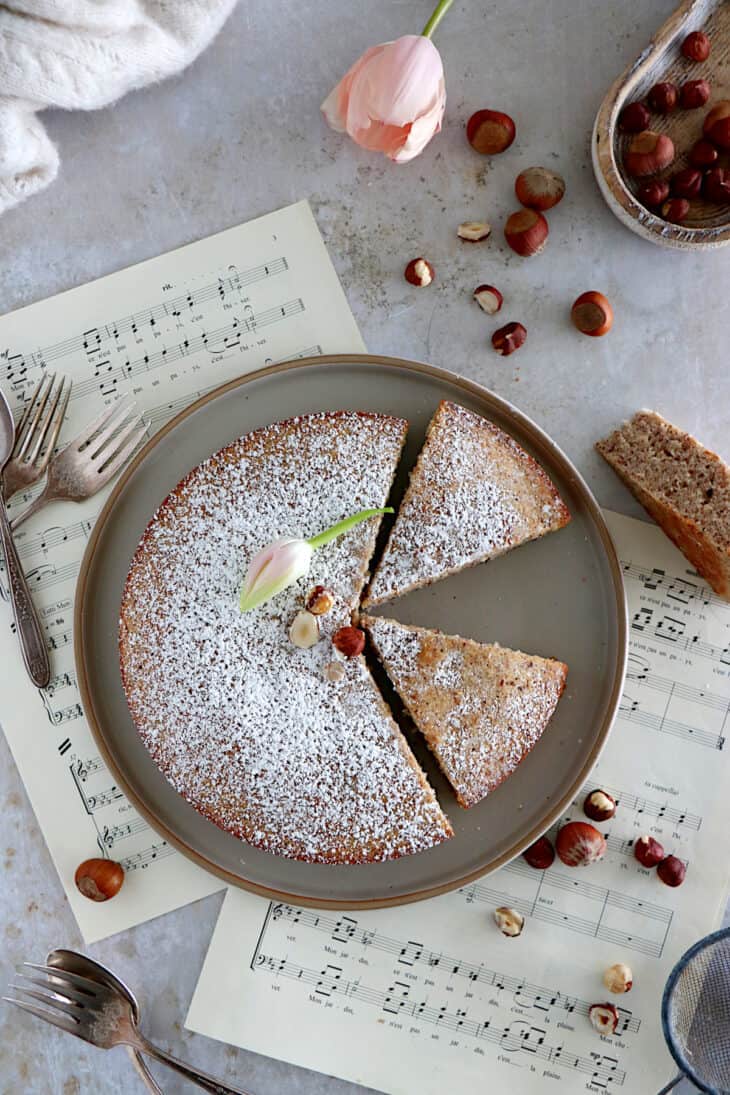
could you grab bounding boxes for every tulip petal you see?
[321,43,386,132]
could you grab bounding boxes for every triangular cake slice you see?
[597,410,730,600]
[362,615,567,808]
[363,401,570,607]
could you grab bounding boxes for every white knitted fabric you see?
[0,0,238,214]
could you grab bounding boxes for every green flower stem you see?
[307,508,393,551]
[421,0,454,39]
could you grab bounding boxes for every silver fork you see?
[3,373,72,501]
[11,396,147,530]
[5,964,249,1094]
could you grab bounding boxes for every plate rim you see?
[74,353,628,909]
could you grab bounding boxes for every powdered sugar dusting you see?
[119,412,452,864]
[365,401,570,606]
[363,615,567,809]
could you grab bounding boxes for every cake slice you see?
[597,411,730,600]
[362,615,567,808]
[363,401,570,607]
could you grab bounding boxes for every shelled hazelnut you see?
[589,1003,619,1035]
[670,167,703,200]
[492,322,527,356]
[494,907,524,937]
[306,586,335,615]
[648,81,678,114]
[635,835,665,868]
[466,109,516,155]
[522,835,555,870]
[289,610,320,649]
[457,221,491,242]
[603,963,633,995]
[680,79,711,110]
[75,858,125,902]
[583,788,617,821]
[619,101,651,133]
[473,285,503,315]
[681,30,711,62]
[504,209,549,256]
[514,166,565,211]
[624,131,675,177]
[404,257,435,287]
[636,179,670,209]
[556,821,607,867]
[571,293,613,338]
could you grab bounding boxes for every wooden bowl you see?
[593,0,729,250]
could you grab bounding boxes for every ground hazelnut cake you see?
[597,411,730,600]
[119,412,453,864]
[363,400,571,607]
[362,615,568,808]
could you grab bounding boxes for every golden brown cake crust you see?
[364,400,571,607]
[363,615,567,808]
[119,411,453,864]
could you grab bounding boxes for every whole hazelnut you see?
[670,167,704,200]
[589,1003,619,1035]
[689,139,719,168]
[619,101,651,133]
[648,81,678,114]
[571,292,613,338]
[466,109,516,155]
[704,167,730,203]
[289,609,320,649]
[634,834,665,868]
[682,30,711,62]
[504,209,549,256]
[457,221,491,242]
[584,788,617,821]
[404,257,435,287]
[624,131,675,177]
[658,854,687,888]
[332,626,365,658]
[680,79,711,110]
[603,963,633,995]
[494,906,524,937]
[556,821,607,867]
[703,101,730,150]
[660,197,691,224]
[75,858,125,902]
[514,166,566,211]
[492,322,527,356]
[522,835,555,870]
[636,179,670,209]
[306,585,335,615]
[473,284,503,315]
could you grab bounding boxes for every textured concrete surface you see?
[1,0,726,1091]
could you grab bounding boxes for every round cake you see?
[119,411,453,864]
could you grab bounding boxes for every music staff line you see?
[252,953,625,1088]
[632,606,730,668]
[1,257,288,378]
[268,903,640,1034]
[618,695,725,752]
[596,781,702,832]
[622,560,727,612]
[627,653,730,717]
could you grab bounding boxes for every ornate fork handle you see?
[131,1029,250,1095]
[0,490,50,687]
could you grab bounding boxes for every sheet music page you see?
[0,200,365,943]
[187,509,730,1094]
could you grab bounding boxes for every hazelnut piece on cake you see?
[362,615,567,808]
[597,411,730,600]
[363,401,570,607]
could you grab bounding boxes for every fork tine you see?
[23,963,100,996]
[95,425,148,483]
[90,414,145,462]
[27,377,71,465]
[18,972,93,1006]
[14,375,47,444]
[10,985,81,1019]
[71,396,136,452]
[17,374,55,461]
[3,996,80,1037]
[36,378,72,474]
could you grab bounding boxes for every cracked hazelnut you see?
[466,109,516,155]
[457,221,491,242]
[589,1003,619,1035]
[682,30,711,62]
[704,167,730,203]
[571,292,613,337]
[704,101,730,150]
[636,179,670,209]
[648,81,678,114]
[634,835,664,868]
[492,322,527,356]
[514,166,565,211]
[522,835,555,870]
[658,855,686,888]
[584,788,617,821]
[624,131,675,177]
[619,101,651,133]
[671,167,703,200]
[603,963,633,995]
[556,821,607,867]
[689,139,719,168]
[680,79,711,110]
[75,858,125,902]
[473,284,503,315]
[660,197,691,224]
[332,626,365,658]
[404,257,434,287]
[494,907,524,937]
[289,609,320,649]
[306,585,335,615]
[504,209,549,256]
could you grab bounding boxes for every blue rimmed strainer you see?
[659,927,730,1094]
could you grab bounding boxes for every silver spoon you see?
[47,950,162,1094]
[0,388,50,686]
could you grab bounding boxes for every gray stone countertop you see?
[1,0,726,1091]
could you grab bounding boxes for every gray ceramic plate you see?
[76,354,627,909]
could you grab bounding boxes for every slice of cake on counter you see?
[363,400,570,607]
[597,411,730,599]
[362,615,568,808]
